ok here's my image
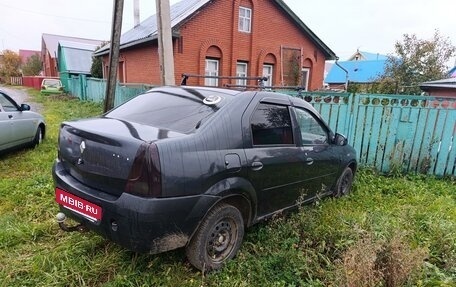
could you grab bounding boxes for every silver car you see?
[0,90,45,153]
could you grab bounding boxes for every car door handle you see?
[8,114,13,119]
[251,161,263,171]
[305,157,314,165]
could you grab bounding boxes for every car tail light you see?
[125,143,162,197]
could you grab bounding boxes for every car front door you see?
[0,92,34,147]
[292,106,340,200]
[0,93,15,149]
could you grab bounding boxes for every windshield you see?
[43,79,61,86]
[106,87,231,134]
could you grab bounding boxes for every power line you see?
[0,2,110,24]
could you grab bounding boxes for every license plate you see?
[55,188,102,222]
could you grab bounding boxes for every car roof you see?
[159,85,242,96]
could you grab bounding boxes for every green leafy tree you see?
[90,55,103,78]
[377,30,456,94]
[22,54,42,76]
[90,42,108,78]
[0,49,22,79]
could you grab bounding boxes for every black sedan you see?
[53,86,357,271]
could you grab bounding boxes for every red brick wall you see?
[43,51,57,77]
[102,43,160,84]
[108,0,329,90]
[427,89,456,98]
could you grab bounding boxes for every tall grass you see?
[0,88,454,286]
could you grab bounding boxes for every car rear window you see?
[106,87,231,134]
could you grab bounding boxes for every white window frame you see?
[236,62,248,86]
[301,68,310,91]
[262,64,273,87]
[238,7,252,33]
[205,59,219,86]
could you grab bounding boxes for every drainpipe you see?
[335,56,349,91]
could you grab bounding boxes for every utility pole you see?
[104,0,124,113]
[156,0,175,85]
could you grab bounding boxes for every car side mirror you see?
[20,104,31,111]
[334,133,347,146]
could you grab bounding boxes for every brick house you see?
[41,33,103,77]
[95,0,336,90]
[420,78,456,108]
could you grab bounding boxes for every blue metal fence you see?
[65,78,455,177]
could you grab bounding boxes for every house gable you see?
[58,41,98,75]
[41,33,103,77]
[325,51,389,85]
[98,0,335,90]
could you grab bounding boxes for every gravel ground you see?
[0,85,44,113]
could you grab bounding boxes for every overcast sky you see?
[0,0,455,63]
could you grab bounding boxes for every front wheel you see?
[32,126,43,148]
[186,203,244,272]
[333,167,354,197]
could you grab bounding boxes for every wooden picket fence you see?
[285,91,456,177]
[63,76,456,177]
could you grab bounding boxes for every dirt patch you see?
[0,86,44,113]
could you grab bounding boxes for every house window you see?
[238,7,252,33]
[262,64,273,87]
[104,65,109,79]
[205,58,219,86]
[301,68,310,91]
[118,61,125,83]
[236,62,248,86]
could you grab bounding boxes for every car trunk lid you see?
[58,117,183,197]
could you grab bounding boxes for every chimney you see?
[134,0,140,27]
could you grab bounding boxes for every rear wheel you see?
[32,126,43,147]
[333,167,354,197]
[186,203,244,272]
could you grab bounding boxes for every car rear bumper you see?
[52,160,220,253]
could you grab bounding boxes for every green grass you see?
[0,88,455,286]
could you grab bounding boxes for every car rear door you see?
[242,96,307,217]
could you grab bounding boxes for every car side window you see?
[295,108,328,145]
[251,103,293,145]
[0,93,18,112]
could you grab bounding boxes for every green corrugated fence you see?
[66,75,153,107]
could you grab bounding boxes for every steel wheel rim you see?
[206,218,237,263]
[38,129,43,144]
[340,172,352,195]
